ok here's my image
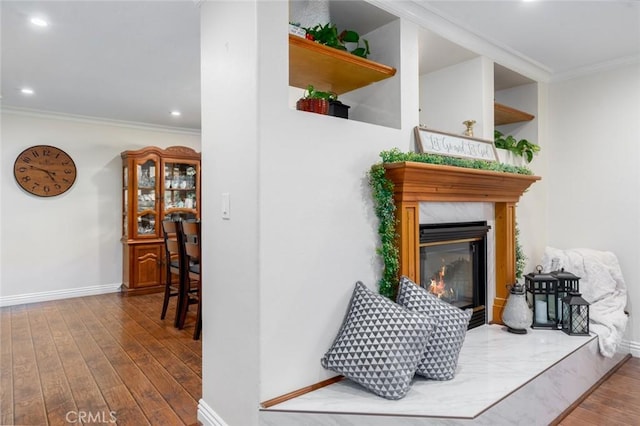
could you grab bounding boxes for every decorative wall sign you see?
[414,126,498,162]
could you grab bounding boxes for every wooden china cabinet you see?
[121,146,201,295]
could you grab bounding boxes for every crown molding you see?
[0,105,201,136]
[550,54,640,83]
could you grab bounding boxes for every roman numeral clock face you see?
[13,145,77,197]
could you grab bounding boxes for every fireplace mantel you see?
[383,161,541,323]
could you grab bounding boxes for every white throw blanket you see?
[541,247,628,358]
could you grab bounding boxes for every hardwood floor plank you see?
[82,296,198,424]
[0,307,14,425]
[559,357,640,425]
[59,297,170,412]
[101,296,202,399]
[115,294,202,361]
[101,384,150,425]
[46,301,112,422]
[10,305,48,426]
[72,296,190,425]
[27,305,77,415]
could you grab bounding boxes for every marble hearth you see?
[260,326,629,425]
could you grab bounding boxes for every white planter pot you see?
[496,148,526,167]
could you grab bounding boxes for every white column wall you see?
[199,1,260,425]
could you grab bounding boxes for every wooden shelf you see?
[494,102,535,126]
[289,34,397,95]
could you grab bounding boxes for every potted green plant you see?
[303,23,370,58]
[494,130,541,164]
[296,85,350,118]
[296,85,336,115]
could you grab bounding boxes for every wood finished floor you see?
[559,356,640,425]
[0,292,201,426]
[1,292,639,426]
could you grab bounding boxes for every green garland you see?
[369,148,533,298]
[515,224,527,281]
[368,164,399,298]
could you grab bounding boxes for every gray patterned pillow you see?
[396,276,472,380]
[321,281,437,399]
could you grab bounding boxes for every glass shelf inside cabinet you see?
[164,162,197,215]
[137,213,156,235]
[164,163,196,190]
[137,159,157,235]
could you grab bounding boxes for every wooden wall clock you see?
[13,145,77,197]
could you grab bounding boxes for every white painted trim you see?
[198,399,229,426]
[550,54,640,83]
[0,283,122,307]
[621,339,640,358]
[0,106,201,136]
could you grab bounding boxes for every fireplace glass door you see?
[419,222,489,329]
[421,241,475,310]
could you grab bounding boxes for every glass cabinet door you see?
[122,164,128,238]
[163,160,198,221]
[136,158,158,236]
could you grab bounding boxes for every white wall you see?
[0,110,200,304]
[419,56,493,139]
[547,63,640,346]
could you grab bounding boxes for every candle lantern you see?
[561,292,590,335]
[525,265,559,329]
[551,268,581,324]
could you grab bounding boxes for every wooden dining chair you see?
[161,220,186,327]
[180,220,201,340]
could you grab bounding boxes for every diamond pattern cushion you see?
[396,276,472,380]
[321,281,437,399]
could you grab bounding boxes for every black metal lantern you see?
[525,265,559,329]
[551,268,581,321]
[561,292,590,335]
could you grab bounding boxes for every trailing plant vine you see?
[515,224,527,281]
[368,164,398,298]
[369,148,533,298]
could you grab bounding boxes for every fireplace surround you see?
[383,161,540,323]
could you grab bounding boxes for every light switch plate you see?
[222,192,230,219]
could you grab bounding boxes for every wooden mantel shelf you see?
[384,161,541,203]
[289,34,397,95]
[494,102,535,126]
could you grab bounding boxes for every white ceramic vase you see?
[502,283,533,333]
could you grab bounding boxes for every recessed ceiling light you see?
[30,17,49,27]
[170,110,181,117]
[21,88,35,95]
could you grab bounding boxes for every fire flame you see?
[429,263,455,299]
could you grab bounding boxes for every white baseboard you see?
[198,399,229,426]
[621,339,640,357]
[0,283,122,307]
